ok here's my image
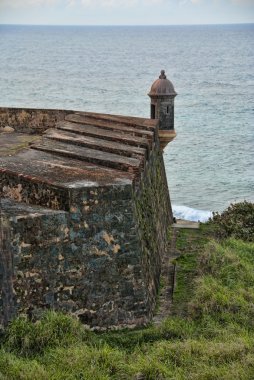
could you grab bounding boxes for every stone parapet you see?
[0,107,74,134]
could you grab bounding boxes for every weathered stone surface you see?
[0,149,134,193]
[0,126,15,133]
[0,133,41,157]
[0,199,68,327]
[0,210,15,327]
[70,111,157,131]
[32,139,143,176]
[0,107,74,134]
[56,121,151,149]
[0,108,173,330]
[44,129,147,158]
[65,113,154,139]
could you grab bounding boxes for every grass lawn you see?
[0,211,254,379]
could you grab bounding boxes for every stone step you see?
[0,149,134,210]
[0,133,41,157]
[57,120,152,149]
[64,114,154,139]
[31,138,143,176]
[172,219,200,229]
[66,112,157,132]
[44,129,147,159]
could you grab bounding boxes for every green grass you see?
[1,223,254,379]
[172,226,210,316]
[189,239,254,330]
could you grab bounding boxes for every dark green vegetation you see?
[208,201,254,242]
[0,202,254,379]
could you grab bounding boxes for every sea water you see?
[0,24,253,221]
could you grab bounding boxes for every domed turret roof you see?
[148,70,177,97]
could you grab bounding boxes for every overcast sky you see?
[0,0,253,25]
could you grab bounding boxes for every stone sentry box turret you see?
[149,70,177,150]
[0,72,176,330]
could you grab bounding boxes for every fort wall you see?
[0,107,73,134]
[0,107,173,329]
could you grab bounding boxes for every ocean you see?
[0,24,253,221]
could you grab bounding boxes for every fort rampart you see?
[0,105,173,329]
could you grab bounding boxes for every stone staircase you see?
[0,112,156,209]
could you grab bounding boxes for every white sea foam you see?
[172,205,213,223]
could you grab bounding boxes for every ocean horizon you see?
[1,22,253,26]
[0,23,253,221]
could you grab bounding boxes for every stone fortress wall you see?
[0,71,177,329]
[0,107,73,134]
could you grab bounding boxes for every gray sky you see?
[0,0,253,25]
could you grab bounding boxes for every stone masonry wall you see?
[0,107,74,134]
[0,150,172,330]
[65,184,149,328]
[0,199,69,328]
[0,186,151,329]
[0,211,15,327]
[0,149,172,328]
[1,172,70,211]
[0,108,173,329]
[133,146,173,318]
[157,98,174,131]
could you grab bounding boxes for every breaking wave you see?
[172,205,213,223]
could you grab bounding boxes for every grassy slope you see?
[0,225,254,380]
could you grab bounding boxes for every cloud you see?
[231,0,254,4]
[80,0,137,6]
[1,0,253,10]
[0,0,164,9]
[179,0,201,5]
[182,0,254,6]
[0,0,61,8]
[78,0,163,7]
